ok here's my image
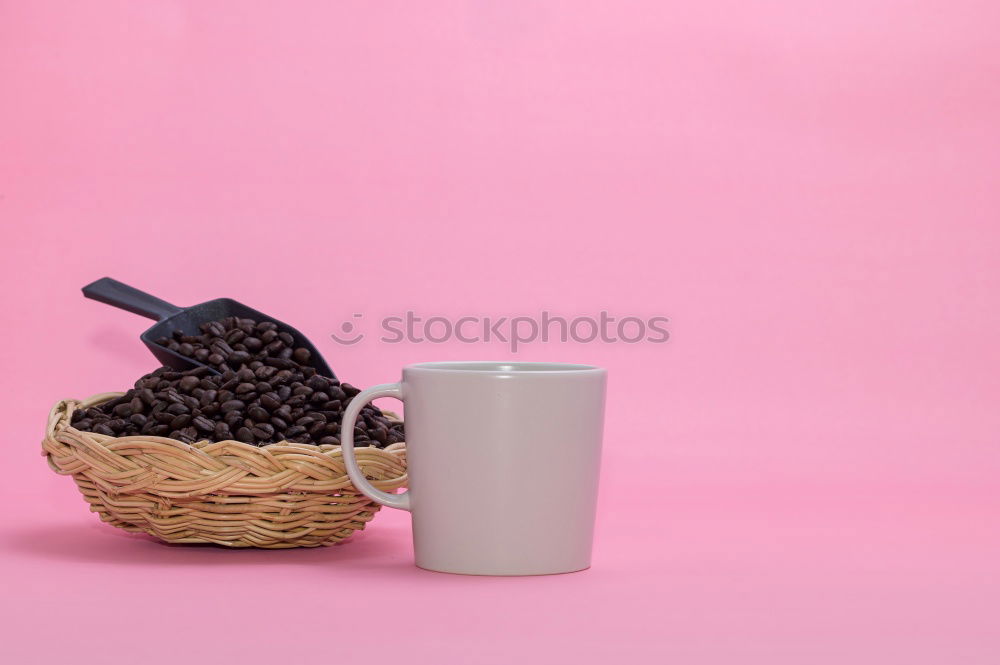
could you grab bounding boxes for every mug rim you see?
[404,361,605,375]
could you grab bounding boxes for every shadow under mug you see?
[341,361,607,576]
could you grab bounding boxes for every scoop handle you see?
[82,277,183,321]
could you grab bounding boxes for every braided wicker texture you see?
[42,393,407,548]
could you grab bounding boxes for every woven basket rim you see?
[44,392,407,498]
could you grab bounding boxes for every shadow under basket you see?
[42,393,407,548]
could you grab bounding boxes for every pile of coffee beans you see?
[71,324,404,448]
[156,317,313,374]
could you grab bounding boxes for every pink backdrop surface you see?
[2,2,999,662]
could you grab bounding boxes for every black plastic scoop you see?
[82,277,335,378]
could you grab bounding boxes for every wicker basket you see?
[42,392,407,548]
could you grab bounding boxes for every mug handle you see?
[340,382,411,511]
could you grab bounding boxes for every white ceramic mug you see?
[340,361,607,576]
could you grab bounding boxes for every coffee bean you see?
[228,350,251,366]
[248,406,270,422]
[170,414,192,429]
[178,376,200,393]
[73,316,404,448]
[211,340,233,356]
[153,411,174,424]
[175,427,198,444]
[205,321,225,337]
[250,365,273,381]
[220,399,245,413]
[251,423,274,440]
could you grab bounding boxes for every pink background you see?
[2,1,999,662]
